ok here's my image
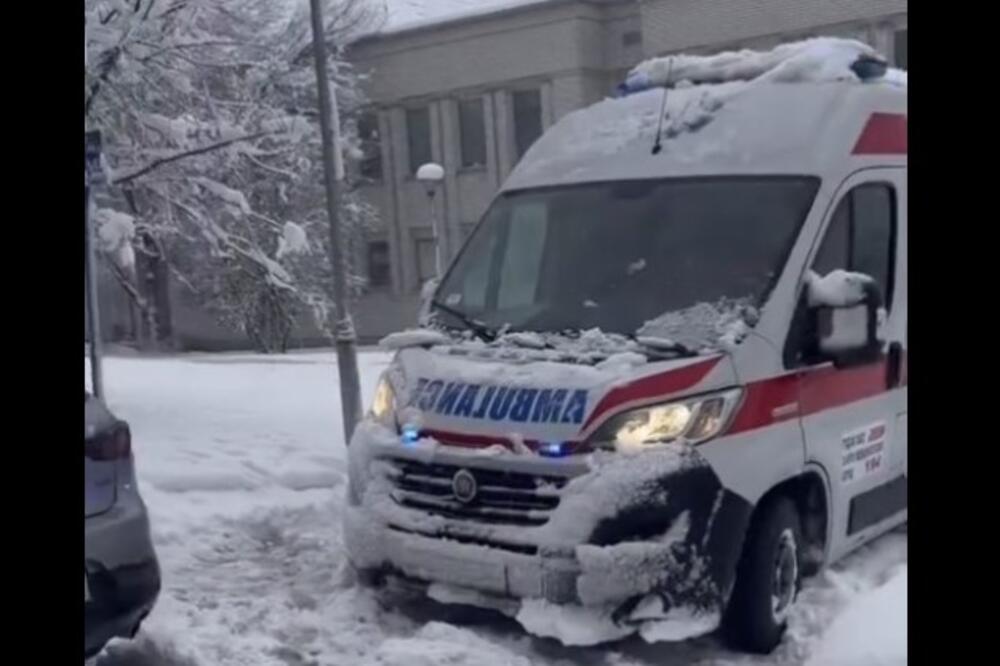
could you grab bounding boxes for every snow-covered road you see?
[91,351,906,666]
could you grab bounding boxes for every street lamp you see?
[416,162,445,276]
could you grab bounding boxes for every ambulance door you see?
[791,169,907,563]
[887,171,907,480]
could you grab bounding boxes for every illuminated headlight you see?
[589,389,743,453]
[369,375,397,427]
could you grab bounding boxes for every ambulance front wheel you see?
[723,496,803,654]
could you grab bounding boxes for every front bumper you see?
[343,423,753,621]
[345,506,582,603]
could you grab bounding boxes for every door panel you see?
[797,168,906,563]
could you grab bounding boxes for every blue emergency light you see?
[401,425,420,446]
[538,441,568,458]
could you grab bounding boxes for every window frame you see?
[457,96,488,170]
[366,239,391,289]
[784,180,899,368]
[357,111,383,182]
[815,182,898,310]
[405,106,433,175]
[511,87,543,160]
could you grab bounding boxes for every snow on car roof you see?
[621,37,896,92]
[504,38,906,191]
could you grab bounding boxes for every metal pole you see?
[429,191,442,276]
[85,184,105,398]
[308,0,363,442]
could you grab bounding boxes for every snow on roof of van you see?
[504,38,906,191]
[622,37,892,91]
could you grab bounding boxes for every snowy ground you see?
[90,350,906,666]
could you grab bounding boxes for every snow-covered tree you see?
[85,0,385,351]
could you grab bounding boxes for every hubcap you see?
[771,529,798,623]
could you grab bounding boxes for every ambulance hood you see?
[386,338,737,447]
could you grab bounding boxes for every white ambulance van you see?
[344,38,907,653]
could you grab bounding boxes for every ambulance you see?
[344,38,907,653]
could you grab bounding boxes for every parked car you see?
[85,393,160,659]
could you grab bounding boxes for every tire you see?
[723,496,803,654]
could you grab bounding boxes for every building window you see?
[894,29,907,69]
[512,89,543,159]
[458,97,487,168]
[622,30,642,47]
[358,112,382,181]
[416,237,438,283]
[406,107,432,174]
[367,240,390,288]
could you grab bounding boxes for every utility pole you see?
[85,131,105,399]
[308,0,363,442]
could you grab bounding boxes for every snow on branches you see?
[85,0,385,350]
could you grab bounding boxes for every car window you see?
[811,183,896,308]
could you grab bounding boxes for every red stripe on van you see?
[799,361,888,415]
[421,428,526,450]
[419,429,586,455]
[728,361,892,435]
[852,113,907,155]
[727,372,801,434]
[581,357,721,432]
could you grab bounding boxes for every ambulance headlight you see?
[590,389,743,453]
[369,376,397,427]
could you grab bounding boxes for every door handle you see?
[887,342,903,389]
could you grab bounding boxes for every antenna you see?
[651,56,674,155]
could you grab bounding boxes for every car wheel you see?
[723,495,802,654]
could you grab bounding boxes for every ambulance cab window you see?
[812,183,896,308]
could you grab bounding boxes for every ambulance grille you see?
[383,458,569,527]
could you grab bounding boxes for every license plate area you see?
[399,537,507,592]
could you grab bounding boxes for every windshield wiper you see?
[632,335,700,359]
[430,300,497,342]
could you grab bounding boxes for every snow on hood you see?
[380,328,452,350]
[623,37,883,91]
[386,345,730,446]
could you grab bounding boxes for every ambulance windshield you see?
[434,176,819,337]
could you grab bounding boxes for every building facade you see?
[347,0,907,341]
[94,0,907,349]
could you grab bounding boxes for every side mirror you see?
[804,270,885,367]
